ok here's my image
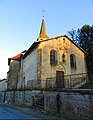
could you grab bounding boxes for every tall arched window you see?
[70,54,76,70]
[50,50,57,65]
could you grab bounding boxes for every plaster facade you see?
[22,48,38,88]
[21,35,87,89]
[37,36,87,88]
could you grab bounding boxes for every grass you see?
[44,109,91,120]
[79,82,93,89]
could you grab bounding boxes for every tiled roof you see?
[8,50,27,65]
[11,53,22,60]
[11,50,26,60]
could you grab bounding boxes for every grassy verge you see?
[79,82,93,89]
[44,110,91,120]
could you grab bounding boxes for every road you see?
[0,104,41,119]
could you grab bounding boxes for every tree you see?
[68,25,93,73]
[68,29,79,44]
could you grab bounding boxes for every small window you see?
[62,53,66,63]
[50,50,57,65]
[63,38,65,44]
[70,54,76,70]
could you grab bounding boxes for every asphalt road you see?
[0,104,40,119]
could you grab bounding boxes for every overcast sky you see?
[0,0,93,79]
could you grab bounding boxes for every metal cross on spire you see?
[42,9,46,17]
[38,9,49,40]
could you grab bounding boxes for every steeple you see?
[38,16,49,41]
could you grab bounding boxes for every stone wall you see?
[7,60,20,90]
[44,91,93,119]
[1,90,93,119]
[0,90,41,106]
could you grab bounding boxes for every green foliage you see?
[79,82,93,89]
[68,29,79,44]
[78,25,93,51]
[68,25,93,74]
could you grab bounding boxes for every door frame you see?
[56,71,64,89]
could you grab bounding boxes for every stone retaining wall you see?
[44,91,93,119]
[0,90,93,119]
[0,90,41,106]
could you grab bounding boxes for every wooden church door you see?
[56,71,64,89]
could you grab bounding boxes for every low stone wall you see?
[0,90,93,119]
[0,90,41,106]
[44,90,93,119]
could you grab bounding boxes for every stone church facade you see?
[7,17,87,90]
[17,17,87,89]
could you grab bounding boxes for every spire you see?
[38,16,49,41]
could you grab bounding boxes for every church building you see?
[17,16,87,89]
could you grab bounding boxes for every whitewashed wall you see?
[23,48,38,88]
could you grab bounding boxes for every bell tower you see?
[38,16,49,41]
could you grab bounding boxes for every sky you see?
[0,0,93,79]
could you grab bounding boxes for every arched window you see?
[50,50,57,65]
[70,54,76,70]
